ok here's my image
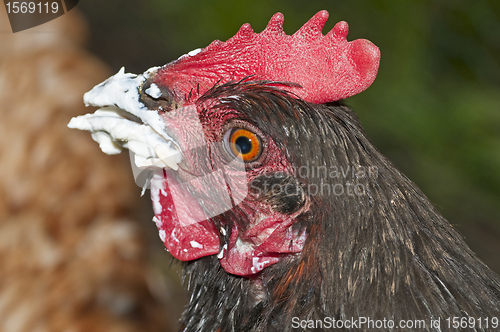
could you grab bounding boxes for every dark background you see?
[78,0,500,277]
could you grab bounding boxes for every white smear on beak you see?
[155,144,179,170]
[68,67,183,171]
[145,83,162,99]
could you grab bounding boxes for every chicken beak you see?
[68,67,183,173]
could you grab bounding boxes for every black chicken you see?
[69,10,500,332]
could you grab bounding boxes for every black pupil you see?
[235,136,252,155]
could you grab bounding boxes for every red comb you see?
[154,10,380,104]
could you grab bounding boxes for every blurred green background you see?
[78,0,500,271]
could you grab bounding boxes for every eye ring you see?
[223,127,263,163]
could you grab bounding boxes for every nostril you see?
[140,78,174,111]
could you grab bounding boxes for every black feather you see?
[180,81,500,332]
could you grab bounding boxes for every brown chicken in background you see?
[0,9,176,332]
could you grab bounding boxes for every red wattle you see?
[150,171,220,261]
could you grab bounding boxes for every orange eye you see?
[224,128,262,162]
